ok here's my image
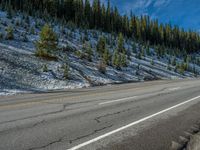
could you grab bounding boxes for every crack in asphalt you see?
[27,137,63,150]
[0,104,69,134]
[94,108,132,123]
[69,124,113,144]
[0,119,45,134]
[31,120,46,128]
[0,104,65,126]
[26,124,113,150]
[44,98,101,106]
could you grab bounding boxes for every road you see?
[0,79,200,150]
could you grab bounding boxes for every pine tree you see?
[97,36,106,56]
[132,42,137,53]
[5,26,14,40]
[117,33,125,53]
[179,62,186,74]
[156,45,161,58]
[141,46,145,57]
[85,43,93,62]
[112,49,121,70]
[63,64,69,79]
[151,59,154,65]
[35,24,58,59]
[42,64,48,72]
[30,26,35,35]
[98,60,106,74]
[7,5,12,19]
[103,48,110,65]
[146,42,150,55]
[193,65,197,75]
[167,64,171,70]
[171,57,176,66]
[186,55,190,70]
[106,0,111,31]
[136,51,142,60]
[85,0,91,27]
[121,52,127,67]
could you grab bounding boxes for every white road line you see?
[168,87,181,91]
[99,96,138,105]
[68,95,200,150]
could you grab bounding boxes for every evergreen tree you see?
[112,49,121,70]
[117,33,125,53]
[7,5,12,19]
[179,62,186,74]
[35,24,58,59]
[146,42,150,55]
[5,26,14,40]
[85,0,91,27]
[141,46,145,57]
[97,36,106,55]
[132,42,137,53]
[186,55,190,70]
[85,43,93,62]
[42,64,48,72]
[167,64,171,70]
[30,26,36,35]
[151,59,154,65]
[171,57,176,66]
[103,48,110,65]
[121,52,127,67]
[106,0,111,31]
[98,60,106,74]
[63,63,69,79]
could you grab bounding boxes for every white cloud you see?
[154,0,170,7]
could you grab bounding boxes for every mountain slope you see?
[0,10,199,95]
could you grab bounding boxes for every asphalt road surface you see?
[0,79,200,150]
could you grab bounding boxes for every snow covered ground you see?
[0,10,199,95]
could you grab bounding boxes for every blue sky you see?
[93,0,200,31]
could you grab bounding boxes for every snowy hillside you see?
[0,10,199,95]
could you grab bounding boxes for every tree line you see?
[1,0,200,53]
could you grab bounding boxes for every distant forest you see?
[1,0,200,53]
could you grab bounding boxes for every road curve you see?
[0,79,200,150]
